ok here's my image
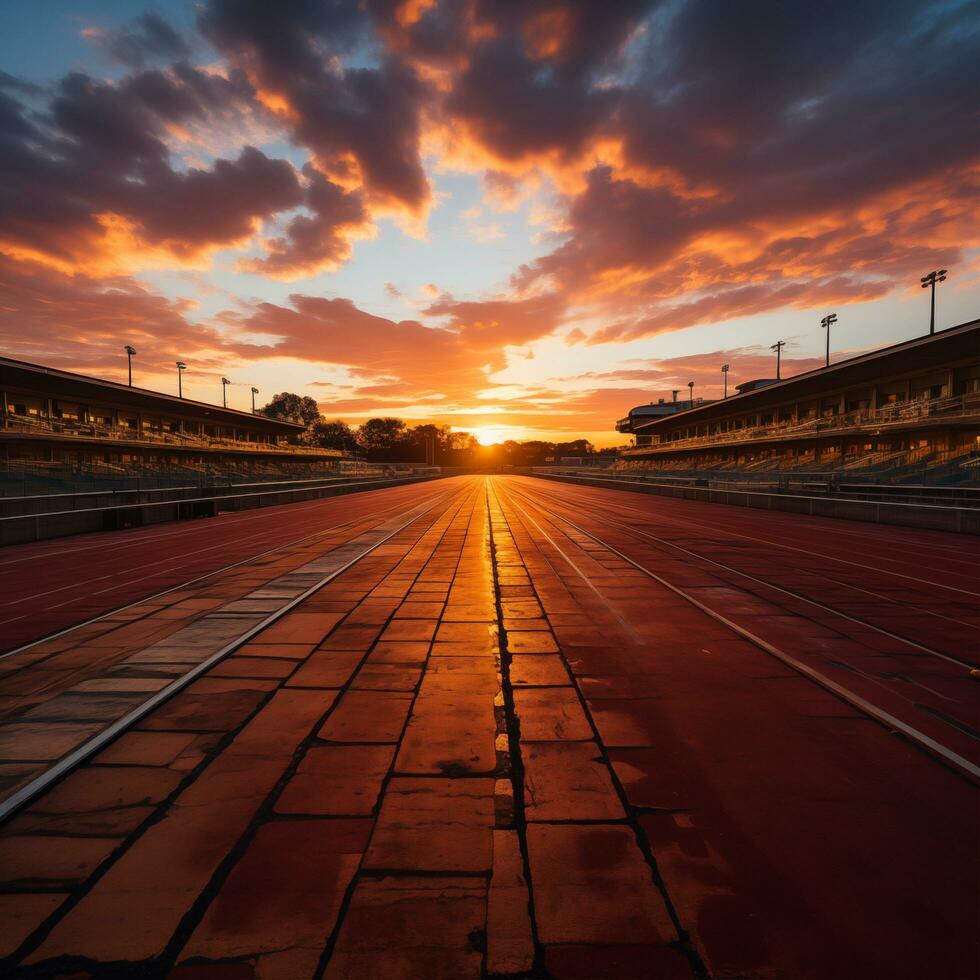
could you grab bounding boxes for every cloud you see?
[222,293,490,398]
[86,13,191,69]
[422,292,567,349]
[0,67,309,274]
[240,166,372,279]
[0,254,228,378]
[200,0,432,217]
[1,0,978,445]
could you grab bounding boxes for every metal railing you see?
[627,392,980,455]
[1,412,340,457]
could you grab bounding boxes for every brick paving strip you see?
[0,492,452,810]
[0,477,700,979]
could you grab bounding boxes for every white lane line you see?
[522,477,980,596]
[509,482,978,671]
[0,485,455,659]
[0,489,456,823]
[512,487,980,782]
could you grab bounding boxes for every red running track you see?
[503,476,980,772]
[0,479,458,654]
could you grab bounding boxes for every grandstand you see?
[617,318,980,485]
[0,356,343,493]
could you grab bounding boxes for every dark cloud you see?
[242,165,370,278]
[1,0,977,442]
[508,0,980,334]
[0,66,314,271]
[94,13,192,69]
[200,0,431,213]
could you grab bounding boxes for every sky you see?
[0,1,977,448]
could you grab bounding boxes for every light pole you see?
[721,363,730,398]
[251,387,259,414]
[687,380,695,408]
[124,345,136,386]
[920,269,947,335]
[176,361,187,398]
[671,389,680,404]
[820,314,837,367]
[221,377,231,408]
[770,340,786,380]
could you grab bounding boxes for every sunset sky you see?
[0,1,977,446]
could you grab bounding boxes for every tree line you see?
[259,392,602,465]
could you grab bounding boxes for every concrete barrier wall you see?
[530,471,980,535]
[0,474,443,546]
[0,476,371,519]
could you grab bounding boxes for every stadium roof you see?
[0,356,305,431]
[633,318,980,433]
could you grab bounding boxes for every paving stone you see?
[351,663,423,691]
[318,691,413,743]
[510,654,571,686]
[422,657,498,694]
[184,677,278,694]
[441,604,495,622]
[396,692,497,775]
[179,819,371,975]
[380,620,438,642]
[502,617,551,631]
[364,777,494,872]
[17,692,145,723]
[500,600,544,619]
[286,650,363,688]
[0,834,119,888]
[344,601,400,626]
[136,690,266,732]
[367,641,430,663]
[257,612,344,645]
[70,677,172,693]
[29,690,330,964]
[429,640,496,658]
[318,624,385,650]
[513,688,592,741]
[0,893,67,958]
[276,744,395,815]
[506,632,559,654]
[207,657,296,679]
[0,722,103,761]
[394,601,444,619]
[523,741,625,821]
[526,824,676,945]
[435,621,497,644]
[486,830,534,975]
[92,730,191,766]
[234,642,315,660]
[323,876,486,980]
[6,765,182,836]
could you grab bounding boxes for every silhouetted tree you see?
[358,417,408,451]
[307,419,360,452]
[260,392,321,427]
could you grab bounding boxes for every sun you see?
[471,426,516,447]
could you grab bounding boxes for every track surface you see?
[0,475,976,979]
[0,480,450,653]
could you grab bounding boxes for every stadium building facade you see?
[618,319,980,483]
[0,357,340,478]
